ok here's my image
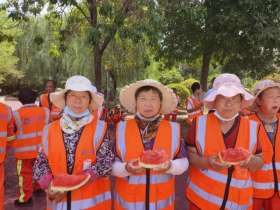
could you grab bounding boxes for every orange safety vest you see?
[243,108,253,115]
[40,93,62,120]
[41,119,111,210]
[249,113,279,199]
[0,103,13,164]
[114,119,181,210]
[186,95,203,125]
[186,114,259,210]
[92,106,107,120]
[13,107,50,159]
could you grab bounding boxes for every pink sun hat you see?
[203,73,254,110]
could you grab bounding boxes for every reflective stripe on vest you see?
[13,144,41,152]
[42,123,52,156]
[51,111,60,115]
[6,104,12,123]
[0,147,6,153]
[121,173,174,184]
[47,191,111,210]
[0,132,7,137]
[114,191,175,210]
[97,107,103,119]
[188,180,252,210]
[188,109,203,116]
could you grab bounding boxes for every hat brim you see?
[120,80,177,115]
[50,89,104,111]
[204,84,254,110]
[247,83,280,112]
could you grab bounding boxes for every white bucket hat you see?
[50,75,104,111]
[120,79,177,115]
[204,73,254,109]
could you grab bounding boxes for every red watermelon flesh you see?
[139,149,169,169]
[50,173,91,192]
[219,147,251,165]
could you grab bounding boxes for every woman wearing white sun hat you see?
[33,76,114,210]
[111,79,189,210]
[185,73,264,210]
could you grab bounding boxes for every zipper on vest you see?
[272,152,278,193]
[220,166,234,210]
[146,169,150,210]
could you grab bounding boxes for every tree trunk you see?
[94,47,102,91]
[200,51,211,92]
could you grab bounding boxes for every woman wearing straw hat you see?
[33,76,114,210]
[111,79,189,210]
[246,80,280,209]
[185,73,264,210]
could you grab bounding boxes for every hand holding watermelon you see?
[206,153,230,170]
[46,187,67,206]
[125,158,144,175]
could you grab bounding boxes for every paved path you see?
[3,98,190,210]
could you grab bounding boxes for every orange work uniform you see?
[114,119,181,210]
[40,93,62,120]
[249,114,280,209]
[13,106,50,202]
[164,95,180,122]
[186,114,259,210]
[41,119,111,210]
[92,106,107,120]
[0,103,15,210]
[186,95,203,125]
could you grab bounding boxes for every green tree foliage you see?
[0,11,21,84]
[156,0,280,90]
[180,78,199,93]
[157,70,184,86]
[3,0,163,91]
[167,83,190,107]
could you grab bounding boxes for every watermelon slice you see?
[50,173,91,192]
[219,147,251,165]
[139,149,169,169]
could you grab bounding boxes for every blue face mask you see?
[64,106,90,118]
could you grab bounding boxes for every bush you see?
[158,70,184,86]
[180,78,199,92]
[167,83,190,108]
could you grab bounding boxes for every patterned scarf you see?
[60,112,94,134]
[134,112,162,143]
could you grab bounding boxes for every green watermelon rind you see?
[139,160,166,169]
[218,152,247,165]
[50,173,91,192]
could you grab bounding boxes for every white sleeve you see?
[166,158,189,175]
[110,158,131,178]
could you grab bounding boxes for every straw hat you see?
[204,73,254,109]
[120,79,177,115]
[247,80,280,112]
[50,75,104,111]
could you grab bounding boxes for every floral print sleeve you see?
[33,148,52,181]
[92,133,115,178]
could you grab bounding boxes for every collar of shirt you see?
[20,103,37,109]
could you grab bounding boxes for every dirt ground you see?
[3,97,190,210]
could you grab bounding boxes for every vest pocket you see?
[239,187,253,204]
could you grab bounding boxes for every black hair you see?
[191,82,201,93]
[135,86,163,102]
[64,90,92,104]
[18,88,37,105]
[45,80,57,88]
[211,77,216,83]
